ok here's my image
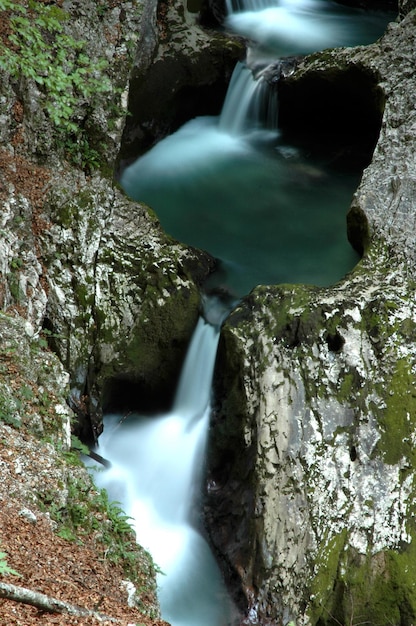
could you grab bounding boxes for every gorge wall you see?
[0,0,242,439]
[0,0,238,621]
[205,7,416,626]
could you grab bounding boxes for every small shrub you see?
[0,0,116,167]
[0,548,20,577]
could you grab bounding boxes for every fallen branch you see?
[0,581,119,622]
[88,449,112,468]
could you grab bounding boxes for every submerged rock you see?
[207,8,416,626]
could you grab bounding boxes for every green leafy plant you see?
[0,0,114,166]
[0,393,21,428]
[70,434,90,457]
[0,549,20,577]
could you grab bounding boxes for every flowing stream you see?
[120,1,391,296]
[91,306,237,625]
[90,2,394,624]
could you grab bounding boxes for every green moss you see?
[247,283,322,345]
[343,544,416,626]
[386,539,416,622]
[336,373,355,405]
[309,529,348,624]
[310,538,416,626]
[378,358,416,465]
[75,281,94,309]
[0,0,114,165]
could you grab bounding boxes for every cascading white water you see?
[90,308,237,626]
[94,2,394,624]
[226,0,348,55]
[219,61,279,136]
[225,0,393,57]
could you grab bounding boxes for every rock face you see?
[118,0,244,168]
[39,172,214,437]
[1,0,227,619]
[206,8,416,626]
[4,0,416,624]
[0,0,229,438]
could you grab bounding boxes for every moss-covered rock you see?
[36,172,215,437]
[208,244,416,624]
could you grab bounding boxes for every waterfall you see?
[90,302,237,626]
[225,0,354,55]
[219,61,279,136]
[96,2,394,624]
[173,317,219,424]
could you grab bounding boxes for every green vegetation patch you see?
[378,357,416,466]
[0,547,21,577]
[38,440,161,617]
[0,0,115,167]
[310,535,416,626]
[309,529,348,625]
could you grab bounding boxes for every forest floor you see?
[0,430,170,626]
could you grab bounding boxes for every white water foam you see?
[226,0,350,54]
[90,316,237,625]
[121,116,251,197]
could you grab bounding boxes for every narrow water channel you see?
[92,304,238,625]
[90,2,394,624]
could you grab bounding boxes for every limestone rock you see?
[118,0,244,166]
[0,0,218,438]
[207,9,416,625]
[40,171,214,436]
[0,312,72,448]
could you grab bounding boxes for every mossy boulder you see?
[209,246,416,625]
